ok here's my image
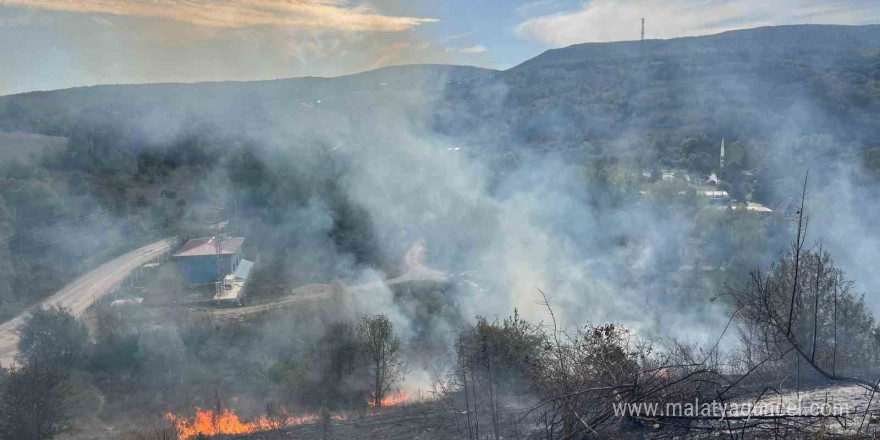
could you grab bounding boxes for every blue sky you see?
[2,0,880,95]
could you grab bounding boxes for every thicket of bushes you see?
[436,244,880,438]
[2,225,879,440]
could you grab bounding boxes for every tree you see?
[90,300,139,373]
[728,248,879,378]
[283,321,365,410]
[358,314,404,408]
[726,178,880,388]
[677,136,716,174]
[529,322,645,438]
[318,322,361,403]
[453,312,544,440]
[692,206,768,272]
[17,306,88,371]
[0,361,70,440]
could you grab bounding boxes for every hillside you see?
[3,25,880,157]
[465,24,880,153]
[5,23,880,440]
[0,25,879,314]
[0,25,876,286]
[0,25,877,306]
[0,131,66,162]
[0,65,495,142]
[513,24,880,70]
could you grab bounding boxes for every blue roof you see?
[234,259,254,280]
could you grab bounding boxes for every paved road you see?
[0,237,177,366]
[212,242,447,318]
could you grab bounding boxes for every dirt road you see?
[212,242,447,318]
[0,237,177,366]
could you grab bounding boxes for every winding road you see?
[0,239,443,363]
[0,237,177,366]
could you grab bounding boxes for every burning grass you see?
[166,392,414,440]
[368,390,411,408]
[165,408,299,439]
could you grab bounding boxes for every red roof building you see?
[172,236,245,283]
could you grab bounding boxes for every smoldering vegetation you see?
[0,23,878,439]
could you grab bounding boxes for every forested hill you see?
[0,64,495,144]
[513,24,880,70]
[2,25,880,172]
[458,24,880,161]
[0,23,878,335]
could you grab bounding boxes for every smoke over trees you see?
[314,322,361,407]
[17,305,88,370]
[0,306,82,440]
[0,23,879,440]
[359,314,405,408]
[450,312,543,440]
[0,361,70,440]
[727,236,880,382]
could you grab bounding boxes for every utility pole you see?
[641,18,645,42]
[215,235,223,298]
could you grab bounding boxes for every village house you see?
[172,235,246,284]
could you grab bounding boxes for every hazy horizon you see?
[4,0,880,95]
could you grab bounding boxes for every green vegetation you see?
[437,248,880,439]
[1,235,877,439]
[0,362,71,440]
[0,25,876,320]
[0,126,386,319]
[17,305,89,370]
[0,306,85,440]
[728,248,880,376]
[0,24,878,439]
[358,314,405,408]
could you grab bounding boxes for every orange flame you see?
[165,407,299,439]
[167,392,412,439]
[367,390,410,408]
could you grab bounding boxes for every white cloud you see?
[0,6,456,95]
[515,0,880,46]
[513,0,560,18]
[445,44,487,54]
[0,0,437,31]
